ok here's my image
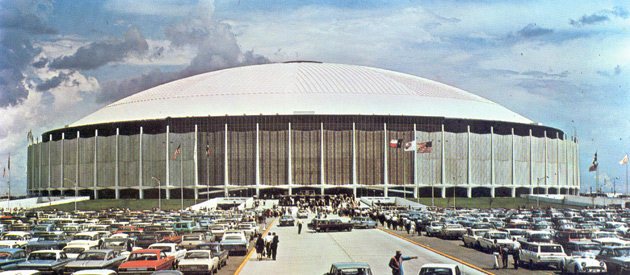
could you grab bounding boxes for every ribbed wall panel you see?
[41,142,50,190]
[63,138,77,188]
[567,141,575,186]
[198,127,225,187]
[387,126,413,186]
[169,133,195,188]
[78,137,94,188]
[493,134,512,186]
[142,133,166,187]
[470,133,491,185]
[444,132,467,185]
[558,138,567,186]
[323,123,352,186]
[532,137,545,185]
[416,130,442,186]
[356,124,384,186]
[50,140,62,189]
[547,138,558,185]
[514,135,530,185]
[96,135,116,187]
[228,125,256,186]
[291,123,321,186]
[260,124,289,186]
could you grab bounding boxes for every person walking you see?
[255,235,265,261]
[388,250,417,275]
[297,220,303,234]
[511,237,521,269]
[500,244,509,268]
[270,232,279,260]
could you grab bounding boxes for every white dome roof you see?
[72,62,533,126]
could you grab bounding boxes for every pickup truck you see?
[196,242,228,268]
[149,242,186,265]
[462,228,489,248]
[178,249,219,275]
[178,233,212,250]
[117,249,176,274]
[477,230,513,252]
[439,223,466,239]
[312,219,353,232]
[156,230,182,244]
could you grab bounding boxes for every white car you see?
[148,242,186,263]
[178,250,219,274]
[417,263,463,275]
[519,242,568,269]
[562,253,606,274]
[68,232,103,249]
[63,244,100,259]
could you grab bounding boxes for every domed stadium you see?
[27,62,580,200]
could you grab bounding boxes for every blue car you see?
[14,250,72,274]
[0,248,27,270]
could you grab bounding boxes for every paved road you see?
[238,212,489,275]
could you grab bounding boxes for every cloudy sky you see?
[0,0,628,196]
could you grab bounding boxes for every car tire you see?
[529,260,536,270]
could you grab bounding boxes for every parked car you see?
[312,219,353,232]
[439,223,466,239]
[63,244,101,259]
[324,262,372,275]
[562,252,606,274]
[220,231,248,256]
[417,263,462,275]
[195,243,228,268]
[136,234,161,249]
[178,233,211,251]
[26,233,70,253]
[296,210,308,219]
[117,249,176,274]
[63,249,127,274]
[14,250,72,274]
[69,232,104,249]
[177,250,219,275]
[462,229,489,248]
[563,241,601,256]
[278,216,295,227]
[101,237,134,252]
[519,242,568,269]
[208,225,227,242]
[595,246,630,275]
[477,231,512,252]
[148,243,186,265]
[0,249,27,270]
[348,217,377,229]
[425,222,444,237]
[70,269,117,275]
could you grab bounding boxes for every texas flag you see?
[390,139,403,148]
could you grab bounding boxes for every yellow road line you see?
[378,227,496,275]
[234,217,278,275]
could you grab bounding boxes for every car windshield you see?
[474,231,487,237]
[151,246,172,252]
[224,236,241,240]
[38,235,59,241]
[3,235,22,240]
[238,225,250,229]
[73,235,93,240]
[420,267,453,275]
[77,252,106,260]
[594,233,617,238]
[184,236,200,241]
[0,252,12,259]
[338,267,371,275]
[28,252,56,260]
[128,252,157,261]
[63,247,85,253]
[540,245,563,253]
[613,248,630,256]
[185,251,209,259]
[490,233,507,239]
[138,235,156,240]
[210,226,224,230]
[579,244,601,250]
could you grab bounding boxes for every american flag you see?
[417,142,432,153]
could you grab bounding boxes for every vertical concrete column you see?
[61,132,65,192]
[139,127,143,199]
[115,128,120,199]
[48,134,52,197]
[255,123,260,197]
[556,132,560,188]
[491,126,495,188]
[511,187,516,197]
[224,123,229,197]
[441,124,446,189]
[320,122,325,195]
[39,135,42,196]
[288,122,292,195]
[165,126,170,199]
[491,187,495,198]
[94,129,98,199]
[529,129,533,190]
[194,124,199,200]
[467,125,471,189]
[511,128,516,187]
[441,186,446,198]
[413,124,418,198]
[383,123,388,197]
[467,187,472,198]
[352,122,357,198]
[575,137,580,190]
[544,131,548,187]
[76,131,80,197]
[565,134,569,190]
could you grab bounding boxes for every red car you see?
[118,249,176,274]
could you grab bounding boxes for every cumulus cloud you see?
[49,28,149,70]
[569,14,609,26]
[517,23,553,38]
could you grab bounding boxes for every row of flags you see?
[589,152,628,172]
[171,143,213,160]
[389,139,432,153]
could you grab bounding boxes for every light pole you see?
[63,177,77,212]
[151,177,161,210]
[536,176,549,208]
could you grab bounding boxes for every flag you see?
[389,139,403,148]
[404,140,416,152]
[2,168,4,178]
[206,142,210,156]
[589,152,597,172]
[620,154,628,165]
[171,144,181,160]
[417,141,432,153]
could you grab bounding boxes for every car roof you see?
[420,263,458,268]
[332,262,371,269]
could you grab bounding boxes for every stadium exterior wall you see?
[27,115,580,199]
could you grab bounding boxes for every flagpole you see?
[181,146,184,212]
[626,153,628,196]
[7,153,10,210]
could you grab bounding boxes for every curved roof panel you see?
[71,62,533,126]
